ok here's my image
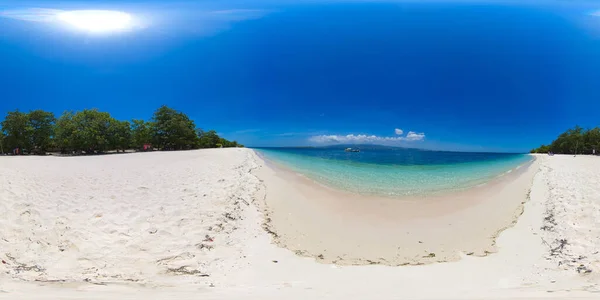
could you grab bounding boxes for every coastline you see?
[252,149,539,265]
[254,149,533,198]
[254,149,534,199]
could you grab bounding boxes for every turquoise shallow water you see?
[254,146,532,197]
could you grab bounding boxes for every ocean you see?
[254,146,532,197]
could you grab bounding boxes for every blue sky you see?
[1,0,599,152]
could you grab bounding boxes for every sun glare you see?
[57,10,133,33]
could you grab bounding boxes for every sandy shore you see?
[1,149,598,299]
[258,154,538,265]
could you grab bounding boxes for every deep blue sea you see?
[254,146,532,197]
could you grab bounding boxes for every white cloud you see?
[406,131,425,141]
[394,128,403,135]
[0,8,62,22]
[275,132,299,137]
[233,129,261,134]
[211,9,264,15]
[309,130,425,144]
[209,9,268,21]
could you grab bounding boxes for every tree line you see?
[531,126,600,154]
[0,105,242,155]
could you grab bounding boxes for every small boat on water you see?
[345,147,360,152]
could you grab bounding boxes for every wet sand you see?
[256,152,538,265]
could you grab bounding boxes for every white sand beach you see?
[1,149,599,299]
[258,156,538,265]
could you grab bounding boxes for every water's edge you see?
[254,148,533,198]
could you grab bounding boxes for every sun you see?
[57,10,133,33]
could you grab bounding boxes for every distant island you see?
[531,126,600,154]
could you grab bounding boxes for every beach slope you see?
[0,150,598,299]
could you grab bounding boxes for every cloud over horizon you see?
[309,129,425,144]
[394,128,403,135]
[406,131,425,141]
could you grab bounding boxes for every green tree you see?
[583,127,600,154]
[1,105,247,155]
[198,130,220,148]
[219,137,228,148]
[151,105,199,150]
[550,126,584,154]
[532,126,600,155]
[107,119,132,152]
[218,137,239,148]
[131,119,153,149]
[0,131,6,154]
[66,109,113,153]
[28,110,56,154]
[531,144,550,153]
[0,110,31,153]
[54,111,78,153]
